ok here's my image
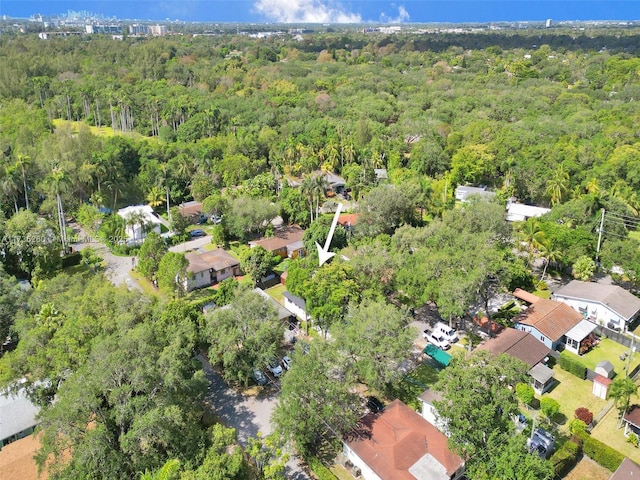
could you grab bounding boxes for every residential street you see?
[197,354,311,480]
[69,223,142,292]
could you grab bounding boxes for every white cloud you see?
[253,0,361,23]
[380,5,410,23]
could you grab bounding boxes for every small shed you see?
[529,363,555,394]
[592,374,612,399]
[595,360,615,379]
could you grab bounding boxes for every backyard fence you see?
[594,326,634,349]
[593,400,614,427]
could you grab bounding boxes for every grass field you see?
[386,362,440,410]
[265,284,287,305]
[564,457,612,480]
[543,367,609,427]
[591,394,640,464]
[571,338,638,374]
[52,118,153,141]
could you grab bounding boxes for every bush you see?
[575,407,593,425]
[568,419,588,436]
[516,383,535,405]
[306,456,337,480]
[558,352,587,379]
[628,433,639,448]
[582,434,625,472]
[550,440,581,478]
[541,397,560,419]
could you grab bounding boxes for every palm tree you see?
[139,459,180,480]
[146,185,164,208]
[43,164,70,251]
[517,218,546,255]
[125,210,147,245]
[159,162,171,222]
[15,153,31,210]
[546,165,569,206]
[609,377,638,427]
[538,239,562,281]
[0,163,20,214]
[301,175,315,222]
[311,174,329,220]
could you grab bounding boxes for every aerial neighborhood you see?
[2,11,640,480]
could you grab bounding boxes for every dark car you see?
[251,369,268,386]
[190,229,206,238]
[367,396,385,413]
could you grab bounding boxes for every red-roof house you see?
[248,226,306,259]
[513,298,583,351]
[343,399,464,480]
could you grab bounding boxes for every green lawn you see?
[129,271,164,298]
[591,398,640,464]
[386,363,440,410]
[569,338,638,375]
[542,367,609,427]
[265,284,287,305]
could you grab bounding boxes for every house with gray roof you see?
[455,185,496,203]
[552,280,640,331]
[1,383,40,449]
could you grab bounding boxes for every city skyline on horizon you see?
[3,1,640,25]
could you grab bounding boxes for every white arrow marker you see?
[316,203,343,267]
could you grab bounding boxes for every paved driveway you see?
[169,235,213,253]
[197,354,310,480]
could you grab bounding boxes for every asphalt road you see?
[168,235,213,253]
[197,354,311,480]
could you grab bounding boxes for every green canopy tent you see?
[423,344,451,368]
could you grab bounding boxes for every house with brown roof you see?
[513,298,582,350]
[553,280,640,332]
[623,405,640,439]
[513,298,583,351]
[610,458,640,480]
[248,226,306,260]
[178,201,204,224]
[477,328,555,394]
[185,248,240,291]
[342,399,464,480]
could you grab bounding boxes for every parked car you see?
[267,359,283,377]
[434,322,459,343]
[367,396,385,413]
[190,229,206,238]
[252,369,268,386]
[425,331,451,350]
[210,215,223,224]
[281,355,292,370]
[527,428,555,458]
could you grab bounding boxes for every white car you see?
[425,331,451,350]
[434,322,458,343]
[268,359,283,377]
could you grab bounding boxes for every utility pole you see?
[595,208,605,264]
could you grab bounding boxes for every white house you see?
[506,202,550,222]
[552,280,640,331]
[418,388,448,432]
[343,400,464,480]
[117,205,162,242]
[1,383,40,448]
[282,291,309,321]
[185,248,240,291]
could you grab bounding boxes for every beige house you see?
[185,249,240,291]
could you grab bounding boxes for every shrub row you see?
[559,353,587,379]
[306,456,337,480]
[577,431,625,472]
[550,440,580,478]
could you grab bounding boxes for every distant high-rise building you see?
[129,24,150,35]
[546,19,552,28]
[149,25,166,36]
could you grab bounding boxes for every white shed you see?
[592,374,612,399]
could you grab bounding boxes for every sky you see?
[2,1,639,24]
